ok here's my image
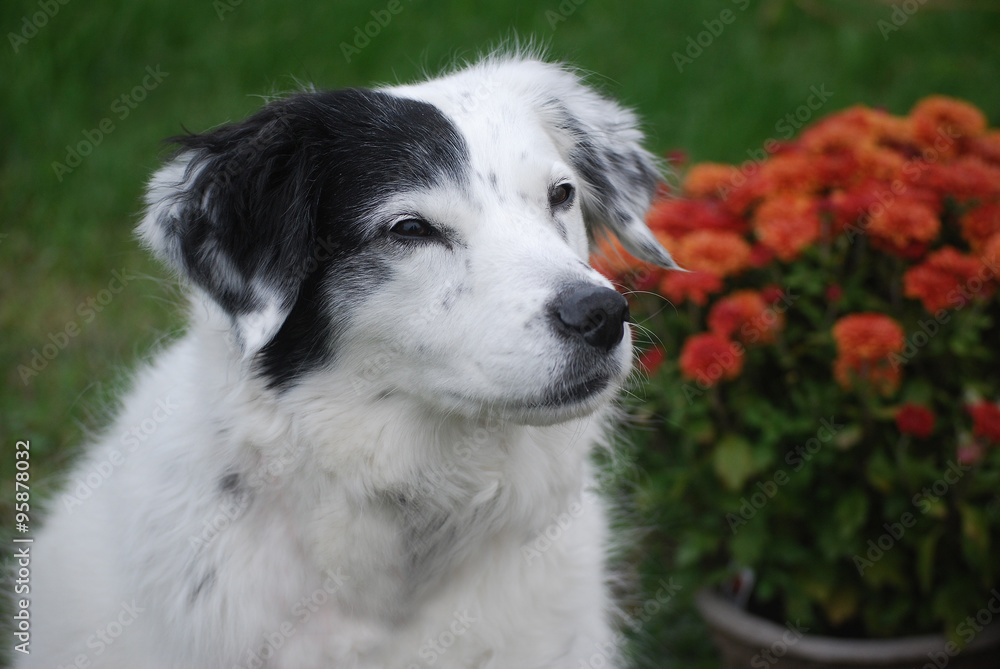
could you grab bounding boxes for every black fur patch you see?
[219,472,240,495]
[161,89,470,388]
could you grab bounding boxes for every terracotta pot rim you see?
[695,587,1000,664]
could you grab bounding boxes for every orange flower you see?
[679,333,744,386]
[658,270,723,306]
[683,163,741,199]
[707,290,784,345]
[800,106,914,153]
[590,235,639,282]
[673,230,752,278]
[832,313,906,395]
[753,193,822,261]
[903,246,993,313]
[865,197,940,258]
[910,95,987,156]
[799,106,874,154]
[833,313,905,364]
[960,203,1000,252]
[756,152,823,194]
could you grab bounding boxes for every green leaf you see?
[866,449,896,493]
[916,527,942,593]
[834,489,870,542]
[959,503,990,570]
[712,434,757,492]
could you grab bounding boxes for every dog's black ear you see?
[139,101,321,356]
[520,61,678,269]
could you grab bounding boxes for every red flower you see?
[832,313,906,395]
[895,403,935,439]
[760,285,786,305]
[984,234,1000,269]
[658,271,723,307]
[903,246,993,313]
[637,346,667,375]
[679,333,744,387]
[707,290,783,345]
[825,284,843,303]
[916,157,1000,202]
[647,198,747,238]
[968,401,1000,443]
[753,194,822,261]
[748,242,775,268]
[960,203,1000,253]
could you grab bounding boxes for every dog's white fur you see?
[20,55,674,668]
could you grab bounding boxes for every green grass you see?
[2,0,1000,666]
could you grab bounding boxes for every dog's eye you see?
[549,183,575,209]
[391,218,435,239]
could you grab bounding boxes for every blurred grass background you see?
[2,0,999,666]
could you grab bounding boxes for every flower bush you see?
[597,96,1000,639]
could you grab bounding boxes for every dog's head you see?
[140,57,676,425]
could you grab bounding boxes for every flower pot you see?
[695,588,1000,669]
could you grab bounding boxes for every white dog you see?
[20,54,676,668]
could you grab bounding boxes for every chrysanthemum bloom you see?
[828,181,941,237]
[833,357,902,396]
[960,203,1000,252]
[637,346,666,375]
[865,197,940,258]
[971,131,1000,165]
[590,233,675,290]
[756,153,823,195]
[658,270,723,307]
[760,285,785,305]
[753,193,822,261]
[646,198,747,238]
[895,403,935,439]
[679,333,744,387]
[800,106,914,153]
[832,313,905,395]
[707,290,784,345]
[799,106,873,153]
[910,95,987,156]
[903,246,993,313]
[968,401,1000,443]
[917,156,1000,202]
[674,230,752,278]
[683,163,741,199]
[983,234,1000,269]
[748,242,775,268]
[590,236,639,282]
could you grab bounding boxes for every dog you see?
[20,53,676,668]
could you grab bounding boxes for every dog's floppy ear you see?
[524,61,678,269]
[139,102,320,357]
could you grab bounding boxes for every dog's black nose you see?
[553,284,630,351]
